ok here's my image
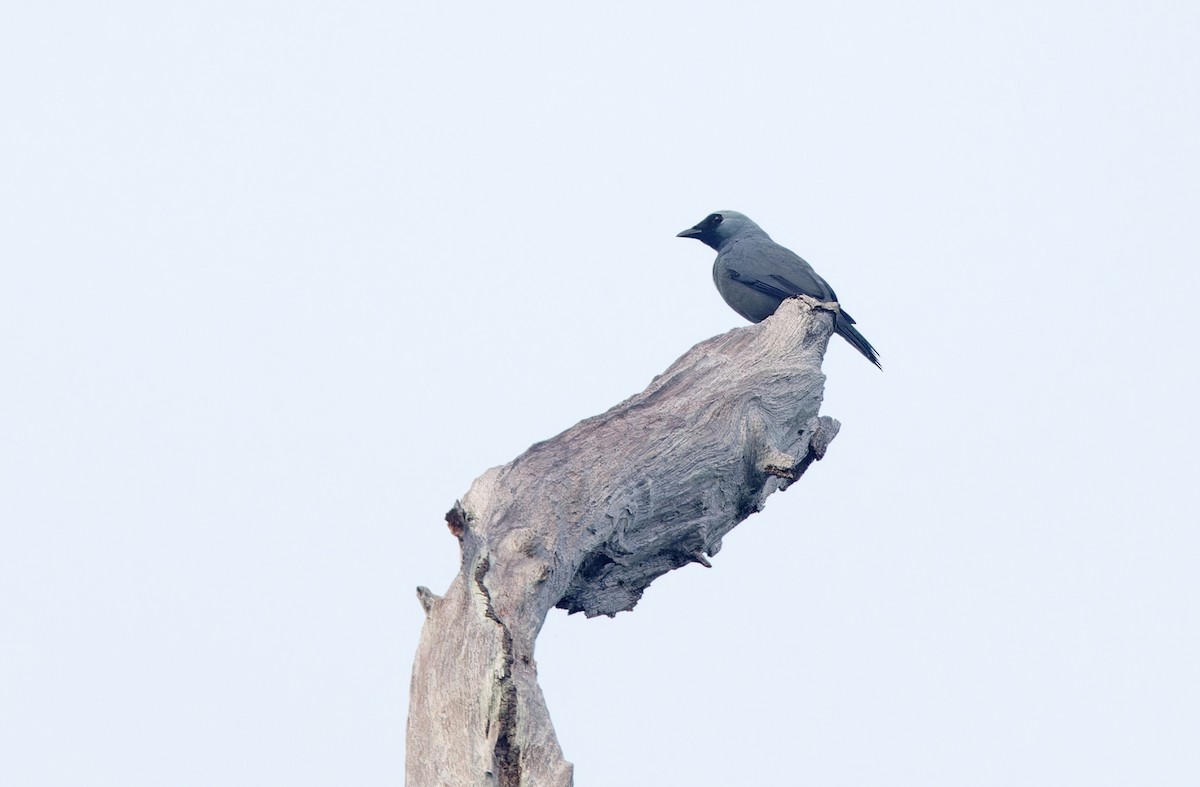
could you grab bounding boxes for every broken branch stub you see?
[407,297,842,786]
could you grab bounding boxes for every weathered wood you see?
[406,297,843,786]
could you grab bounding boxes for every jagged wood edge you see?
[407,297,842,786]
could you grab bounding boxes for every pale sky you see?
[2,2,1198,785]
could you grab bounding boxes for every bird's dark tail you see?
[834,314,882,369]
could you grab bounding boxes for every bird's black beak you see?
[676,225,703,239]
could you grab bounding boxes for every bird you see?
[677,210,881,369]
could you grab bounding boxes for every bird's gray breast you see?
[712,255,784,324]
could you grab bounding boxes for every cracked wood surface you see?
[406,297,843,786]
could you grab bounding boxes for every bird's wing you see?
[766,272,857,325]
[724,269,794,300]
[723,238,839,302]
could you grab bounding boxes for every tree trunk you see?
[406,297,843,786]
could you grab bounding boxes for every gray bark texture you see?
[406,297,843,786]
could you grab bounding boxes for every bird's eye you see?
[708,213,723,225]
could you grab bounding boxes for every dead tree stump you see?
[407,297,843,786]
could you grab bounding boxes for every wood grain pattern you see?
[407,297,842,786]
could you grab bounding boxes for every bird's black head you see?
[676,210,760,251]
[676,212,724,249]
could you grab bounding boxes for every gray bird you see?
[677,210,881,369]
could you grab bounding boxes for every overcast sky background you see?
[3,1,1198,785]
